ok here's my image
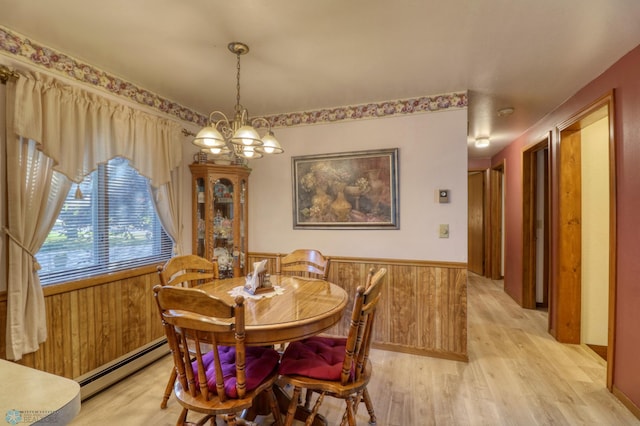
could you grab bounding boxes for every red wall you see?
[492,43,640,409]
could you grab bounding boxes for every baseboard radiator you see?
[76,337,170,400]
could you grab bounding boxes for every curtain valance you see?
[12,71,182,186]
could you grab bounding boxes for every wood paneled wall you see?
[251,253,468,361]
[0,265,165,378]
[0,255,467,379]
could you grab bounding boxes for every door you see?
[468,171,484,275]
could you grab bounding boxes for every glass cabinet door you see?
[212,177,235,278]
[239,178,247,273]
[195,177,206,257]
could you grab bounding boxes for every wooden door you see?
[468,172,484,275]
[557,130,582,344]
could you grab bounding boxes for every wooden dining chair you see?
[157,254,218,288]
[277,249,330,280]
[154,285,283,426]
[278,267,386,426]
[156,254,217,409]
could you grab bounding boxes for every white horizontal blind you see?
[36,157,172,285]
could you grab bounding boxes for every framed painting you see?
[292,148,399,229]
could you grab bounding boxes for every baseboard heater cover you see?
[76,338,169,400]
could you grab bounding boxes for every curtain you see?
[5,70,183,360]
[150,166,184,256]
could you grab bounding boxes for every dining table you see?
[198,274,349,346]
[198,274,349,425]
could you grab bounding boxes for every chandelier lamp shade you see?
[192,42,284,160]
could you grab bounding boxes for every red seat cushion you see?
[193,345,280,398]
[279,336,348,380]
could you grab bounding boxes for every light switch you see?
[439,190,450,203]
[439,224,449,238]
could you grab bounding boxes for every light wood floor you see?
[70,273,640,425]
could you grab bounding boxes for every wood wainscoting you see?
[250,253,468,361]
[0,265,165,379]
[0,255,467,382]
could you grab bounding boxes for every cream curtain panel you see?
[5,71,183,360]
[150,166,185,256]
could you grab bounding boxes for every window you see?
[36,157,172,285]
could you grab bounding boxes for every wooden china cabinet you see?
[190,163,250,279]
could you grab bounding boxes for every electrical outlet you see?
[439,224,449,238]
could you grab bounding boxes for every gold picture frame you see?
[292,148,399,229]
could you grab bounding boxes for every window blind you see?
[36,157,172,285]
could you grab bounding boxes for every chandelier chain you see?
[236,51,242,110]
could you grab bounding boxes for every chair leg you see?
[284,387,302,426]
[343,397,357,426]
[161,367,177,409]
[268,389,284,426]
[305,392,325,426]
[194,415,216,426]
[304,389,314,409]
[361,388,377,425]
[224,413,237,426]
[177,407,188,426]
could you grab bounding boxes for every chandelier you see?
[191,42,283,160]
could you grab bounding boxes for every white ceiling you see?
[2,0,640,159]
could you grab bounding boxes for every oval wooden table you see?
[198,274,349,345]
[198,274,349,425]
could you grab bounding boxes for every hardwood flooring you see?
[70,273,640,425]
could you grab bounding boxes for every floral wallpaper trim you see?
[263,92,467,128]
[0,26,467,129]
[0,26,208,126]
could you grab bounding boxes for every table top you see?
[198,275,349,346]
[0,359,80,425]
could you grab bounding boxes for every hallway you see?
[71,273,639,425]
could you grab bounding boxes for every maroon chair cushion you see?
[193,345,280,398]
[279,336,348,380]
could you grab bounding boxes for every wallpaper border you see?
[0,25,467,128]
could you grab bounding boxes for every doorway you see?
[488,162,504,280]
[554,92,616,389]
[468,171,485,275]
[522,137,550,310]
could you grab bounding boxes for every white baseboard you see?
[76,338,169,400]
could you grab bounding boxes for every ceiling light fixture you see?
[497,107,515,117]
[475,137,490,148]
[192,42,283,161]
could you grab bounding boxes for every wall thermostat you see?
[439,190,450,203]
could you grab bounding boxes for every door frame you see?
[468,168,489,277]
[488,162,505,280]
[522,135,551,309]
[553,91,616,390]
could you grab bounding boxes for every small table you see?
[0,359,80,425]
[199,275,349,425]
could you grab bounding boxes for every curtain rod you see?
[0,65,20,84]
